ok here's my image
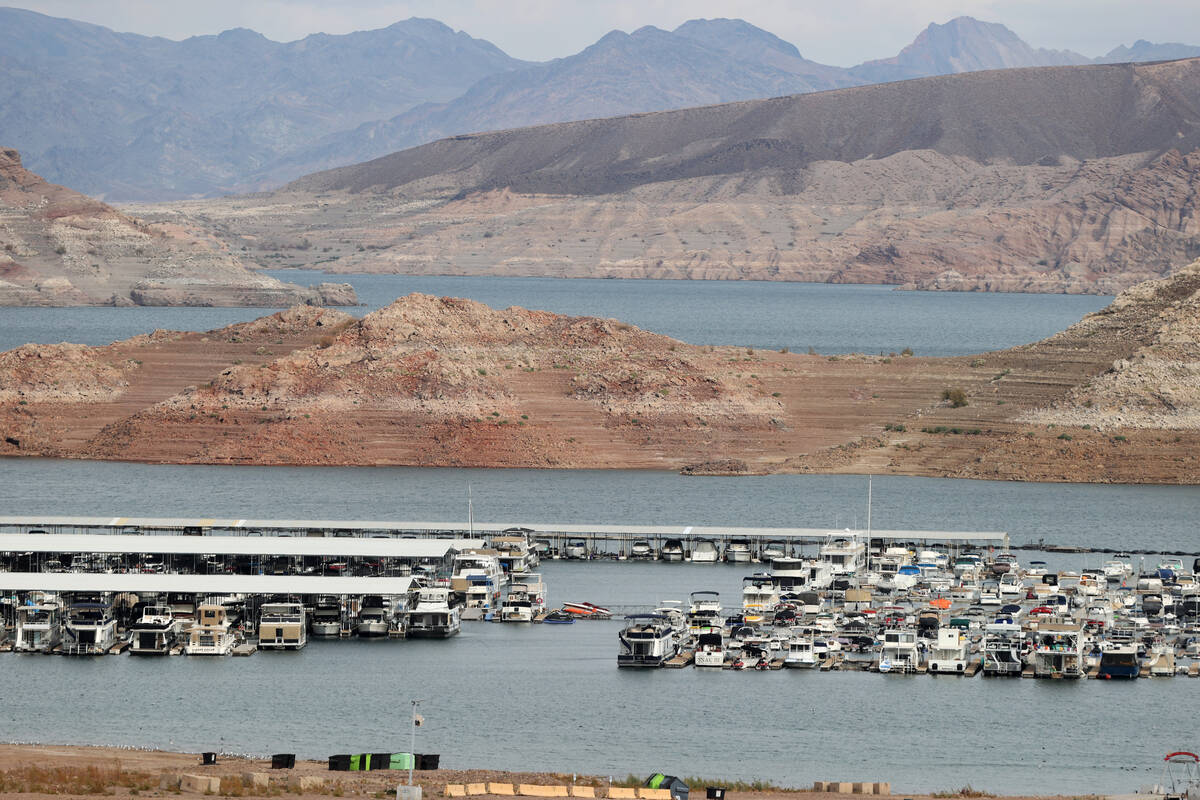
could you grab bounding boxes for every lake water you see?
[0,271,1108,357]
[0,278,1190,795]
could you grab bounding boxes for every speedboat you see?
[691,539,720,563]
[661,539,684,562]
[723,538,751,563]
[630,541,654,560]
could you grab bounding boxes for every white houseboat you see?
[617,614,679,667]
[185,603,236,656]
[128,605,181,655]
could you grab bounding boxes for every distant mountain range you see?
[1,6,1198,201]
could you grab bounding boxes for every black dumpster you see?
[706,789,725,800]
[328,755,352,771]
[371,753,393,770]
[271,754,296,769]
[201,753,217,766]
[418,754,441,770]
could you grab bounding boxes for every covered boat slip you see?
[0,573,414,596]
[0,531,485,576]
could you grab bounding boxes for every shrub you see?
[1057,433,1073,441]
[941,388,968,407]
[900,346,913,356]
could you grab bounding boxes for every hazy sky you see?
[11,0,1200,65]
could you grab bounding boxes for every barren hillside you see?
[0,148,355,306]
[6,262,1200,482]
[143,58,1200,294]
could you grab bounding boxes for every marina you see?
[0,462,1198,794]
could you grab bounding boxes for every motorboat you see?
[691,539,720,563]
[617,614,679,667]
[185,604,236,656]
[991,553,1019,575]
[356,596,395,638]
[310,597,343,637]
[686,591,723,633]
[63,599,118,655]
[407,587,462,638]
[928,627,969,674]
[258,601,307,649]
[630,541,654,560]
[564,539,588,560]
[724,538,751,563]
[761,541,787,561]
[694,629,725,667]
[14,600,62,653]
[660,540,684,562]
[742,575,781,624]
[128,605,181,655]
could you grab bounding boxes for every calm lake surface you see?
[0,278,1188,794]
[0,271,1109,356]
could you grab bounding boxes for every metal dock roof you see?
[0,572,414,594]
[0,516,1007,544]
[0,533,484,558]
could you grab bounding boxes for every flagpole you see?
[409,699,420,787]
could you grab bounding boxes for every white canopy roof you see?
[0,533,483,558]
[0,572,413,595]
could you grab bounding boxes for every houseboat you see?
[877,628,921,673]
[981,620,1024,676]
[63,599,118,655]
[617,614,679,667]
[258,601,307,650]
[128,605,181,655]
[407,587,462,638]
[686,591,723,633]
[14,600,62,653]
[783,632,819,669]
[185,604,236,656]
[928,627,969,674]
[1031,623,1084,678]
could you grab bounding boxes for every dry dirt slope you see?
[4,262,1200,481]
